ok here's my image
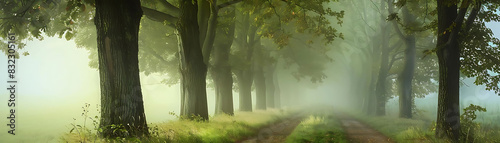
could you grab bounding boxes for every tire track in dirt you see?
[339,115,393,143]
[237,114,304,143]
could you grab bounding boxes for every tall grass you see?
[60,109,291,142]
[348,104,500,143]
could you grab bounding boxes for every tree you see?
[0,0,150,138]
[232,10,258,111]
[388,0,417,118]
[93,0,149,138]
[177,0,209,121]
[233,0,344,110]
[211,7,236,115]
[387,0,438,118]
[433,0,500,141]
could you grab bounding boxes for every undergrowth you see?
[60,103,291,143]
[350,104,500,143]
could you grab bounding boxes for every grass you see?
[348,111,500,143]
[60,109,291,143]
[349,113,437,142]
[285,110,347,143]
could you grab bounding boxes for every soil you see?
[238,112,394,143]
[238,115,304,143]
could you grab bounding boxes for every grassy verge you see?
[60,109,291,143]
[348,111,500,143]
[349,113,439,142]
[285,110,347,143]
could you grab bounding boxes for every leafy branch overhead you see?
[253,0,345,48]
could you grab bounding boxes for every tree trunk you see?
[254,44,267,110]
[254,70,266,110]
[375,29,390,116]
[213,9,236,115]
[274,72,281,108]
[213,67,234,115]
[234,12,257,112]
[94,0,148,138]
[366,26,382,116]
[435,1,460,141]
[236,71,253,111]
[265,63,276,108]
[399,34,415,118]
[178,0,209,121]
[374,0,391,116]
[398,6,417,118]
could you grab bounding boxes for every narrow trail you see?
[238,114,304,143]
[338,115,394,143]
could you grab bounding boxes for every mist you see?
[1,0,500,142]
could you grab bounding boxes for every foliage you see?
[460,104,486,142]
[349,105,500,143]
[460,20,500,95]
[229,0,344,84]
[348,111,441,142]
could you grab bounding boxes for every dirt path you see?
[339,116,393,143]
[238,115,303,143]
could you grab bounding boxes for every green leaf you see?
[65,32,73,41]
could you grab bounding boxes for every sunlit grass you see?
[286,111,347,143]
[60,109,290,142]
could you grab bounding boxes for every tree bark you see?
[254,43,267,110]
[178,0,209,121]
[234,13,257,111]
[375,25,390,116]
[435,1,460,141]
[265,62,276,108]
[375,49,389,116]
[213,64,234,115]
[236,71,253,111]
[274,71,281,108]
[94,0,148,138]
[366,37,380,115]
[399,34,415,118]
[374,0,392,116]
[398,6,417,119]
[213,8,236,115]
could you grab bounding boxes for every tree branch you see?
[156,0,180,17]
[217,0,243,9]
[475,49,500,65]
[0,0,36,19]
[203,0,219,64]
[463,0,481,35]
[388,40,404,52]
[141,6,178,28]
[144,47,169,63]
[446,0,471,44]
[387,42,404,71]
[387,0,406,40]
[388,55,404,71]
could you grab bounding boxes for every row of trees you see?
[341,0,500,141]
[0,0,344,138]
